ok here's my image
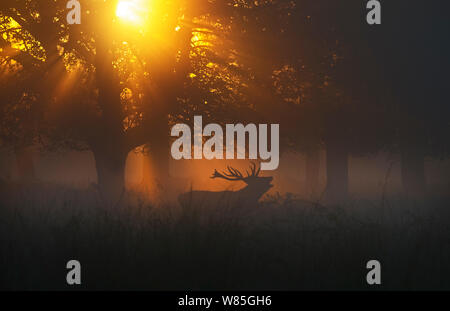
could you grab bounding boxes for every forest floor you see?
[1,181,450,290]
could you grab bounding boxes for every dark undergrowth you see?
[1,181,450,290]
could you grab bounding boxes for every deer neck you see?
[240,183,269,202]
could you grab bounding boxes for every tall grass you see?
[1,182,449,290]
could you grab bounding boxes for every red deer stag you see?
[178,162,273,208]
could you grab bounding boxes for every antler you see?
[211,166,244,181]
[247,162,261,178]
[211,162,261,181]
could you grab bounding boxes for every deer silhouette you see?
[178,162,273,208]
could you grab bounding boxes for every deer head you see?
[211,162,273,203]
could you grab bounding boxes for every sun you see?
[116,0,150,26]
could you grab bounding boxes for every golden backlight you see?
[116,0,150,26]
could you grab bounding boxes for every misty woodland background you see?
[0,1,449,290]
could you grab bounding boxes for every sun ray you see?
[116,0,150,27]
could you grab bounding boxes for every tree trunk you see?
[325,140,349,202]
[305,149,320,198]
[142,113,171,192]
[151,142,170,185]
[401,149,426,195]
[399,121,427,196]
[93,147,128,207]
[14,146,36,182]
[90,38,130,207]
[141,148,152,188]
[142,144,170,186]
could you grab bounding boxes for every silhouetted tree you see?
[0,1,260,204]
[221,1,393,201]
[366,1,450,195]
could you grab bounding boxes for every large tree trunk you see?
[140,77,171,193]
[14,146,36,182]
[401,149,426,196]
[399,121,427,196]
[90,38,130,207]
[142,114,170,193]
[141,148,152,188]
[142,144,170,186]
[151,135,170,186]
[305,149,320,198]
[325,140,349,202]
[93,146,128,207]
